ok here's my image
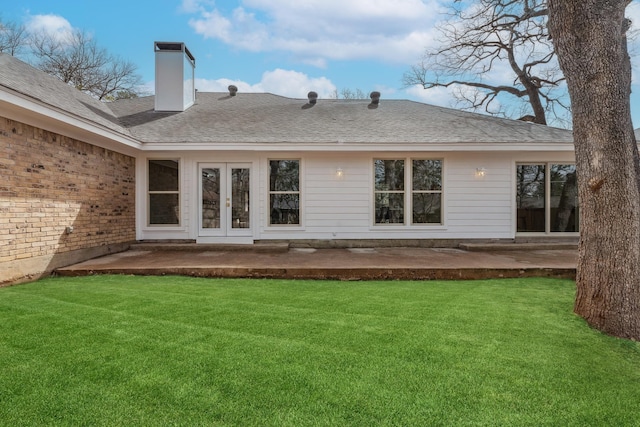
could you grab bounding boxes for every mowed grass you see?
[0,276,639,426]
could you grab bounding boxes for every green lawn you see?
[0,276,638,426]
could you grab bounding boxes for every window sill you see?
[371,224,447,231]
[142,226,186,231]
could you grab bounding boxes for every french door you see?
[199,163,251,237]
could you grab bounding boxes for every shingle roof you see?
[108,92,573,144]
[0,53,131,137]
[1,53,573,146]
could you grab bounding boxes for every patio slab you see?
[56,245,577,281]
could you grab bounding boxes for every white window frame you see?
[411,158,444,226]
[372,157,444,227]
[267,158,302,227]
[373,158,406,226]
[515,162,579,235]
[147,158,181,227]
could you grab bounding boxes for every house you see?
[0,42,578,284]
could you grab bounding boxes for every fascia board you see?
[138,142,576,152]
[0,88,141,156]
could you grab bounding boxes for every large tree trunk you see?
[548,0,640,340]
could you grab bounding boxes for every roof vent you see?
[228,85,238,96]
[370,91,381,105]
[307,91,318,105]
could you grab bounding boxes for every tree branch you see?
[405,0,567,125]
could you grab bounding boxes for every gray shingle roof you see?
[0,53,131,137]
[1,53,573,146]
[108,92,573,144]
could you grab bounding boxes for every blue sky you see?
[4,0,640,127]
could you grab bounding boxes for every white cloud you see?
[25,14,74,42]
[179,0,216,13]
[259,69,336,98]
[186,0,443,65]
[405,84,456,107]
[189,10,235,44]
[179,0,200,13]
[192,68,337,98]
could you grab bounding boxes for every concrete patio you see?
[56,242,578,281]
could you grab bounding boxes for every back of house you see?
[0,44,578,284]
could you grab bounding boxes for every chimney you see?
[154,42,196,112]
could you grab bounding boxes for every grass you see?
[0,276,639,426]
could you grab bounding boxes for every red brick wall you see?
[0,117,136,283]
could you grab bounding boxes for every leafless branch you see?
[404,0,567,125]
[0,18,27,56]
[28,29,142,101]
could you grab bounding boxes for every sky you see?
[3,0,640,127]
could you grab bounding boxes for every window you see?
[148,159,180,225]
[374,159,405,224]
[516,164,545,232]
[412,159,443,224]
[269,160,300,225]
[374,158,443,225]
[516,163,578,233]
[550,164,579,232]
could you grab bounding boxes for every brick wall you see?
[0,117,136,284]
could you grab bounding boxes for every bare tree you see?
[548,0,640,340]
[404,0,568,125]
[0,18,27,56]
[329,88,368,99]
[340,88,367,99]
[92,58,143,101]
[30,29,142,101]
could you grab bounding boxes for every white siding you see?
[136,150,576,242]
[444,152,513,239]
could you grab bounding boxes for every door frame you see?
[197,162,254,244]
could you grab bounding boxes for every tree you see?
[547,0,640,340]
[404,0,568,125]
[0,18,27,56]
[330,88,368,99]
[109,89,140,101]
[29,29,142,101]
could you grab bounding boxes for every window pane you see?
[231,168,250,229]
[201,168,220,229]
[149,194,179,225]
[413,160,442,191]
[516,165,545,232]
[375,193,405,224]
[413,193,442,224]
[270,194,300,225]
[149,160,179,191]
[375,160,404,191]
[269,160,299,192]
[550,164,579,232]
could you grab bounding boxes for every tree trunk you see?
[523,80,547,125]
[507,46,548,125]
[548,0,640,340]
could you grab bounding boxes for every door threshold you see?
[196,237,254,245]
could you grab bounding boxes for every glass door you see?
[228,166,251,234]
[201,164,223,234]
[199,163,251,237]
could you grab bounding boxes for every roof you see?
[0,53,131,137]
[0,53,574,147]
[108,93,574,144]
